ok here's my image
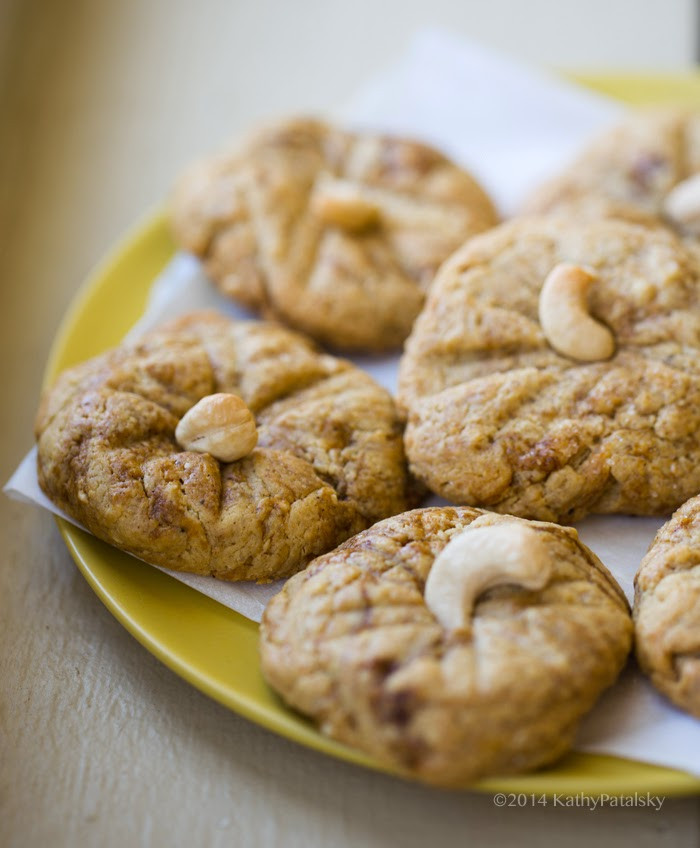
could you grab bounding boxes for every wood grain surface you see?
[1,1,699,845]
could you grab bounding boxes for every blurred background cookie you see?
[398,217,700,522]
[260,506,632,787]
[171,117,498,351]
[523,108,700,238]
[35,311,417,580]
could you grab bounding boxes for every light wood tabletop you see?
[2,1,699,845]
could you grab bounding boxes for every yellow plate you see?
[46,76,700,796]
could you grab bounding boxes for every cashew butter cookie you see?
[398,217,700,522]
[523,108,700,237]
[260,507,632,786]
[170,118,498,351]
[635,494,700,717]
[35,311,416,580]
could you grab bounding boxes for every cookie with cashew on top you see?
[634,494,700,718]
[35,311,418,580]
[260,506,632,787]
[523,108,700,238]
[170,117,498,352]
[398,216,700,523]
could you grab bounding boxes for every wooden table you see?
[2,1,699,844]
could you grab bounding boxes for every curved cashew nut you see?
[424,523,552,633]
[539,263,615,362]
[310,176,380,232]
[175,393,258,462]
[663,173,700,235]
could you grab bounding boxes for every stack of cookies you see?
[36,111,700,787]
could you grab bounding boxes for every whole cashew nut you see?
[424,522,552,634]
[539,263,615,362]
[175,393,258,462]
[310,176,380,232]
[663,173,700,235]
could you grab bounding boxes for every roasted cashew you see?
[310,176,380,232]
[663,173,700,235]
[539,263,615,362]
[424,522,552,633]
[175,393,258,462]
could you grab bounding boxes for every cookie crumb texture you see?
[260,507,632,787]
[399,217,700,522]
[170,118,498,351]
[35,312,415,581]
[635,495,700,717]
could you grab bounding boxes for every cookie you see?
[260,507,632,787]
[170,118,498,351]
[634,495,700,717]
[398,217,700,523]
[35,311,416,581]
[523,108,700,236]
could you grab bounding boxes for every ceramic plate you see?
[46,75,700,795]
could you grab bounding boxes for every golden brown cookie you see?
[398,217,700,523]
[170,118,498,351]
[523,108,700,236]
[260,507,632,787]
[35,311,416,581]
[634,495,700,717]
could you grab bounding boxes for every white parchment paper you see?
[6,28,700,778]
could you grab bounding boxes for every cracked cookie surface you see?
[260,506,632,786]
[398,217,700,522]
[35,311,416,580]
[170,118,498,351]
[634,495,700,717]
